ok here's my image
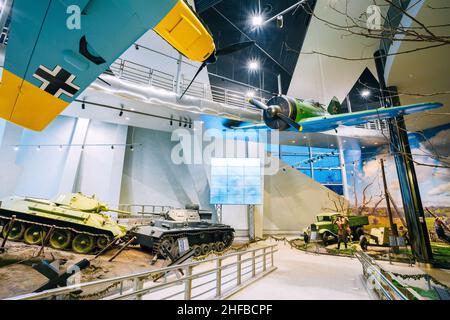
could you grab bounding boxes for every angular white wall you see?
[263,158,349,234]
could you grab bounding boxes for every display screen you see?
[210,158,262,205]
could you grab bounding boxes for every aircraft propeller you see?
[179,41,255,100]
[248,98,301,131]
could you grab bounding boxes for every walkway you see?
[229,240,372,300]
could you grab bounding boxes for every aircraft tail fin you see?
[327,97,342,115]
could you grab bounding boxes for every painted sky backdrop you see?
[351,123,450,209]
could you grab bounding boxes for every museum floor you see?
[229,240,372,300]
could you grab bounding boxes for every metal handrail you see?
[108,58,267,110]
[118,204,173,215]
[7,244,278,300]
[356,251,408,300]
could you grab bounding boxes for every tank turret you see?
[54,193,131,216]
[0,193,129,254]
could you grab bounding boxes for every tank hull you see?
[0,208,117,237]
[131,221,235,258]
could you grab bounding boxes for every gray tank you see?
[130,206,235,258]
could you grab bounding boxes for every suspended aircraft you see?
[234,95,443,133]
[0,0,253,131]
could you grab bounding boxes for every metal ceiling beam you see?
[211,7,292,77]
[196,0,224,13]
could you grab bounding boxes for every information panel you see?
[210,158,262,205]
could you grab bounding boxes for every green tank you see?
[0,193,129,254]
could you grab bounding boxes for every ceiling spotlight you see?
[251,15,263,27]
[135,44,139,50]
[361,90,371,98]
[14,146,19,151]
[81,102,85,110]
[59,145,63,151]
[119,110,124,117]
[246,90,255,98]
[36,146,41,151]
[130,145,134,152]
[81,145,85,150]
[248,60,260,71]
[111,145,115,150]
[125,117,130,121]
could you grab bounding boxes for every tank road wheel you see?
[210,242,218,252]
[72,234,95,254]
[201,243,210,255]
[49,230,72,250]
[159,237,176,258]
[96,236,111,250]
[3,221,25,241]
[215,241,226,252]
[222,232,234,247]
[23,226,47,245]
[192,245,203,257]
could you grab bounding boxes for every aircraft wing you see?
[297,102,443,132]
[0,0,214,131]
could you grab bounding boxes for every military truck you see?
[0,193,129,254]
[303,213,369,246]
[130,206,235,259]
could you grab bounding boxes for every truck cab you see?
[305,212,369,246]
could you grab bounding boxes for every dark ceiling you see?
[194,0,317,96]
[341,68,382,113]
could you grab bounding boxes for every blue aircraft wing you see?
[297,102,443,132]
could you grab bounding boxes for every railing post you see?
[184,266,193,300]
[252,251,256,277]
[271,246,274,267]
[263,248,267,272]
[119,59,125,78]
[216,258,222,298]
[237,254,242,286]
[133,277,144,300]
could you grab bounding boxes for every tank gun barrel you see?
[106,208,132,215]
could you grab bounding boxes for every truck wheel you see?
[354,227,364,239]
[322,232,329,246]
[359,236,369,251]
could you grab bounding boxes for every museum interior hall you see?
[0,0,449,302]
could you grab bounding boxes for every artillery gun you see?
[0,193,129,254]
[130,205,235,259]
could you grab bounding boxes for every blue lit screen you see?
[210,158,262,205]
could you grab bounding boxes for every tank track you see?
[0,214,115,255]
[152,228,235,259]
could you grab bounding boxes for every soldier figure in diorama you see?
[334,215,351,250]
[434,216,450,245]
